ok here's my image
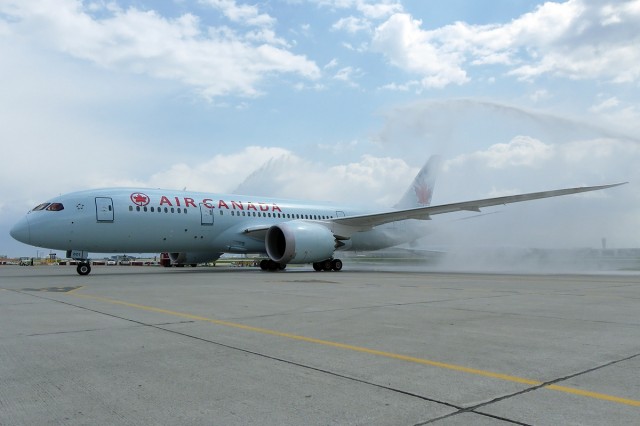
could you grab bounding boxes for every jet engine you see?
[265,221,337,264]
[164,252,221,267]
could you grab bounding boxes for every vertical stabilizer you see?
[394,155,442,209]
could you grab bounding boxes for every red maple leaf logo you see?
[414,182,432,205]
[130,193,150,206]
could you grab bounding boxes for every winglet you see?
[394,155,443,209]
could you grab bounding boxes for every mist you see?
[234,98,639,272]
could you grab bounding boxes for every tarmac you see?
[1,264,639,425]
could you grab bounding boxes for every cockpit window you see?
[32,203,50,211]
[46,203,64,211]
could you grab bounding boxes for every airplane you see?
[10,156,625,275]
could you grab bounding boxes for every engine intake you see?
[266,221,336,264]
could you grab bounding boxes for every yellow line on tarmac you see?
[70,291,640,407]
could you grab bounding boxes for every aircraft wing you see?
[331,182,627,231]
[242,225,270,239]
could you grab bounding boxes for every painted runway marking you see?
[21,286,84,293]
[69,291,640,408]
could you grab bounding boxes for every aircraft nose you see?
[10,216,30,244]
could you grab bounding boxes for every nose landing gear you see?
[67,250,92,276]
[76,261,92,276]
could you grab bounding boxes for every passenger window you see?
[151,207,154,212]
[129,206,133,211]
[144,207,148,212]
[136,206,141,212]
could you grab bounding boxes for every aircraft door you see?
[200,204,214,226]
[95,197,114,222]
[336,210,346,218]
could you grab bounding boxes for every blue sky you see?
[1,0,639,257]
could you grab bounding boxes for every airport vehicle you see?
[10,156,624,275]
[19,257,33,266]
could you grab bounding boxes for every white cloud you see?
[371,13,469,89]
[560,138,640,164]
[447,136,555,170]
[0,0,320,99]
[234,154,417,207]
[503,0,640,82]
[324,58,339,69]
[332,16,370,33]
[333,66,361,86]
[148,146,292,193]
[200,0,275,27]
[366,1,640,88]
[590,96,620,113]
[316,0,403,19]
[587,95,640,135]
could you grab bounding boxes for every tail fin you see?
[394,155,442,209]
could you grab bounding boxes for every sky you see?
[1,0,640,258]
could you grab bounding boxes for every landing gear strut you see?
[312,258,342,272]
[76,261,92,276]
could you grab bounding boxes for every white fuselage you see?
[11,188,424,255]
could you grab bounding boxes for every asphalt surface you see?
[1,265,639,425]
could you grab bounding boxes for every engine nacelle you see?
[165,252,221,267]
[266,221,336,264]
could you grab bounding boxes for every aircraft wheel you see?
[322,259,332,271]
[260,259,269,270]
[77,262,91,276]
[278,263,287,270]
[331,259,343,271]
[313,262,322,271]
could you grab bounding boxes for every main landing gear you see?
[258,258,343,272]
[312,258,343,272]
[259,259,287,271]
[76,261,92,276]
